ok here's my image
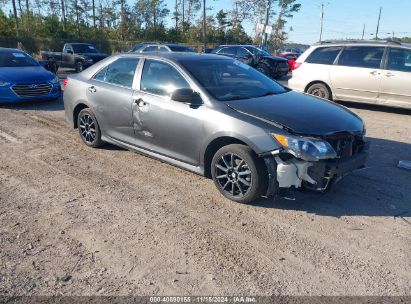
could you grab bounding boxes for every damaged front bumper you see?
[264,143,369,196]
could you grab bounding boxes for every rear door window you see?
[337,46,384,69]
[305,47,342,65]
[102,58,140,88]
[387,48,411,72]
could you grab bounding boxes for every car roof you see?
[118,52,227,62]
[0,47,24,53]
[67,42,94,45]
[216,45,255,48]
[313,39,411,48]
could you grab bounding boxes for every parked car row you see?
[8,40,410,203]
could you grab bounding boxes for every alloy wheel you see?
[79,113,96,144]
[214,153,253,198]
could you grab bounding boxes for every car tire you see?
[306,83,332,100]
[77,108,103,148]
[256,63,271,77]
[211,144,267,204]
[46,59,58,74]
[75,61,84,73]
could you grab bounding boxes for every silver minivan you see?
[288,40,411,109]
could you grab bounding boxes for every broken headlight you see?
[273,133,337,161]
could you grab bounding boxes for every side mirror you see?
[171,88,202,106]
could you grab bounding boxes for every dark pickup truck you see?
[41,43,108,73]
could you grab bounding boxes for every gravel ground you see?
[0,72,410,296]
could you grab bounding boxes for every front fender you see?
[200,129,282,166]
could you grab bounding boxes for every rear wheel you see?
[77,108,103,148]
[306,83,331,100]
[211,144,267,204]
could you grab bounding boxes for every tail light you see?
[63,79,68,88]
[291,62,302,70]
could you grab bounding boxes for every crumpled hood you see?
[226,91,364,136]
[0,66,55,83]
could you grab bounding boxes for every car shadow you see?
[0,98,64,111]
[251,136,411,218]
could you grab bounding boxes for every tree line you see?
[0,0,301,53]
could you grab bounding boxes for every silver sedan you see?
[63,52,367,203]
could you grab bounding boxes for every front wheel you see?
[306,83,331,100]
[75,61,84,73]
[211,144,267,204]
[77,108,103,148]
[256,63,270,77]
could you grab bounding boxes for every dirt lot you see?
[0,78,410,296]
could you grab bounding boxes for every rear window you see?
[305,47,342,65]
[96,58,140,88]
[168,45,195,52]
[337,46,384,69]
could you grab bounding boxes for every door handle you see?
[134,98,147,107]
[385,73,395,77]
[88,86,96,93]
[370,71,380,75]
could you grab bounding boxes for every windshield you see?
[0,51,39,67]
[181,59,287,101]
[244,46,271,56]
[72,44,99,53]
[168,45,195,52]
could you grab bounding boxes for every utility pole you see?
[319,3,324,41]
[61,0,66,31]
[174,0,179,30]
[375,6,382,40]
[203,0,207,50]
[361,24,365,40]
[92,0,96,31]
[262,0,271,48]
[12,0,19,37]
[182,0,185,32]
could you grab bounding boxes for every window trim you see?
[236,47,252,58]
[138,58,195,100]
[217,47,236,57]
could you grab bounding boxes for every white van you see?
[288,40,411,109]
